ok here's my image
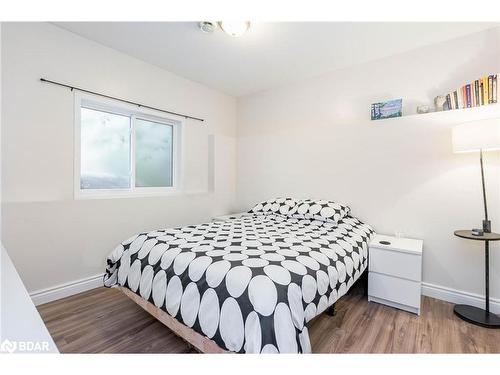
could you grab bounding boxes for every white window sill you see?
[74,189,209,200]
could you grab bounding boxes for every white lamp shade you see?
[452,118,500,153]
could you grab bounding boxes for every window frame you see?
[74,92,183,200]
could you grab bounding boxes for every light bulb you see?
[218,21,250,37]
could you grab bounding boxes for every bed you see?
[103,198,374,353]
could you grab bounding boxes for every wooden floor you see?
[37,286,500,353]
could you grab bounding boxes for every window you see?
[80,108,131,190]
[135,118,173,188]
[75,94,181,198]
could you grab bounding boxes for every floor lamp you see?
[452,118,500,328]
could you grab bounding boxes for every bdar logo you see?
[0,339,17,353]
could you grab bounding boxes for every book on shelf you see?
[482,77,486,104]
[443,74,497,110]
[489,76,493,101]
[493,75,497,103]
[465,84,471,108]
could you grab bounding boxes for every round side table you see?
[453,230,500,328]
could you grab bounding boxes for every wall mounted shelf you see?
[372,103,500,125]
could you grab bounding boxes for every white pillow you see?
[293,199,350,223]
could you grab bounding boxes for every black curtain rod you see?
[40,78,204,122]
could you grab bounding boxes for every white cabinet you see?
[0,246,58,352]
[368,234,423,315]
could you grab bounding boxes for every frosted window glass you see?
[80,107,131,189]
[135,119,173,187]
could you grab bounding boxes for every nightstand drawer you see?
[368,272,421,309]
[369,247,421,281]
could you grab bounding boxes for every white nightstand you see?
[368,234,423,315]
[212,212,251,222]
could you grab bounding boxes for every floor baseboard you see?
[30,273,104,306]
[30,272,500,315]
[422,282,500,314]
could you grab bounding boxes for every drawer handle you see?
[379,240,391,245]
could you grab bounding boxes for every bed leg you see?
[326,304,335,316]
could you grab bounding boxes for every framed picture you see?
[371,99,402,120]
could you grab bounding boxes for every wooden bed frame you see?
[118,270,368,353]
[119,286,228,353]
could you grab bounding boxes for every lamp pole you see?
[479,148,492,313]
[480,149,491,233]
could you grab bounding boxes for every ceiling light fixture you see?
[198,21,217,33]
[218,21,250,37]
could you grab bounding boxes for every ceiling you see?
[55,22,498,97]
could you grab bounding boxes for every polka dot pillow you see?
[293,199,350,223]
[248,197,299,216]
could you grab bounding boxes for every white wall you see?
[3,22,500,306]
[0,22,2,240]
[237,28,500,300]
[1,23,238,293]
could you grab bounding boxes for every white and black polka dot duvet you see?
[104,201,373,353]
